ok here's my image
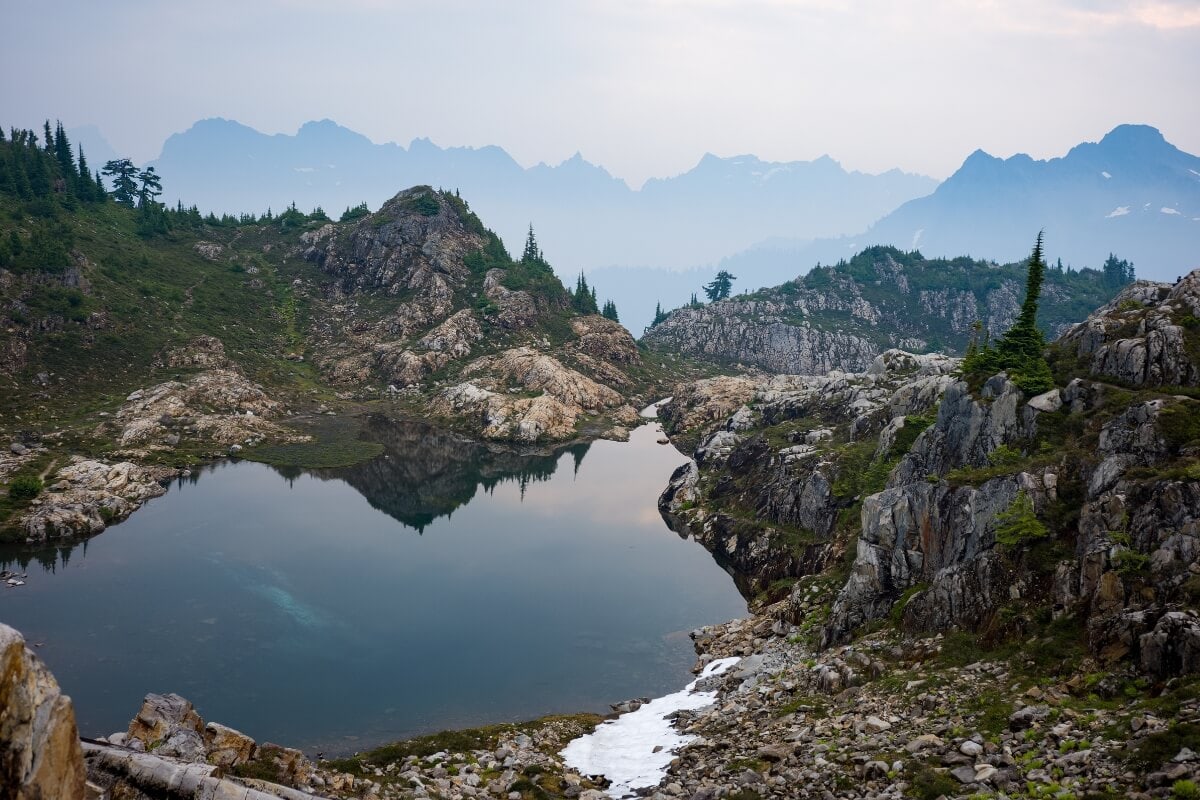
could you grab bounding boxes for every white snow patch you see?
[1106,206,1131,218]
[561,657,740,798]
[911,228,924,249]
[1101,171,1112,179]
[1161,207,1182,215]
[757,165,790,182]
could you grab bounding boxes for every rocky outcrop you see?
[658,376,759,442]
[20,458,175,542]
[645,303,883,374]
[642,246,1115,374]
[155,335,234,370]
[111,368,301,452]
[663,271,1200,678]
[0,623,86,800]
[299,187,645,442]
[659,350,959,596]
[432,348,635,442]
[1057,274,1200,387]
[95,691,340,796]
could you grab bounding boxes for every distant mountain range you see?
[128,118,934,277]
[595,124,1200,332]
[76,120,1199,334]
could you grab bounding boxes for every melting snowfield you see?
[561,657,741,798]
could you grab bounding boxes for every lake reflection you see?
[0,418,745,755]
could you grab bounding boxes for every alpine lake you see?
[0,411,746,755]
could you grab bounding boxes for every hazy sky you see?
[4,0,1198,185]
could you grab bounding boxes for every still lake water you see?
[0,416,745,754]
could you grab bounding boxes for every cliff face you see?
[659,349,960,597]
[642,246,1116,374]
[662,270,1200,678]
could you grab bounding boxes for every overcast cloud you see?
[3,0,1197,184]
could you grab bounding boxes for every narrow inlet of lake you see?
[0,417,746,755]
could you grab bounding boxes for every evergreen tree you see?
[521,224,541,264]
[53,122,74,185]
[961,232,1054,394]
[1102,253,1135,288]
[601,299,619,322]
[650,301,670,328]
[75,144,92,198]
[571,272,599,314]
[102,159,138,206]
[703,270,736,301]
[136,166,162,206]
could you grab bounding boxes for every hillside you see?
[641,245,1119,373]
[0,126,714,540]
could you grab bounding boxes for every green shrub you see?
[8,475,43,502]
[1112,548,1150,577]
[994,490,1048,547]
[988,444,1024,468]
[339,202,370,222]
[1175,779,1200,800]
[402,194,440,216]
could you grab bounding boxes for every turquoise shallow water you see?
[0,418,745,755]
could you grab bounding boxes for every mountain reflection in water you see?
[0,417,745,755]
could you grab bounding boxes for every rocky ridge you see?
[642,246,1116,375]
[299,187,644,442]
[640,270,1200,797]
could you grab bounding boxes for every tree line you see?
[0,121,107,206]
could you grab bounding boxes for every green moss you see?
[245,437,383,470]
[326,714,601,775]
[230,758,284,782]
[1124,723,1200,772]
[1160,400,1200,453]
[906,762,958,800]
[890,583,927,628]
